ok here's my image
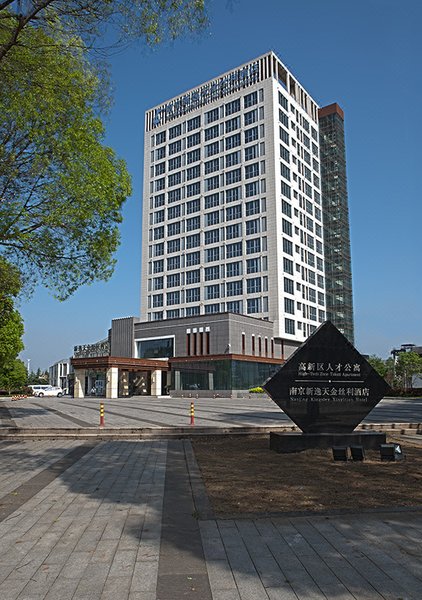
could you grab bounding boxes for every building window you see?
[205,193,219,209]
[246,238,261,254]
[204,229,219,245]
[186,269,200,285]
[225,116,240,133]
[205,107,219,124]
[225,169,241,186]
[167,273,180,288]
[205,265,219,280]
[225,133,241,150]
[156,131,166,145]
[155,162,165,176]
[167,291,180,305]
[205,158,219,174]
[206,247,220,262]
[167,256,180,270]
[153,226,164,240]
[226,204,242,221]
[167,223,181,237]
[168,172,181,187]
[245,163,259,179]
[247,298,261,314]
[154,194,165,207]
[245,182,259,198]
[186,306,200,317]
[247,277,261,294]
[153,259,164,273]
[152,293,163,308]
[226,151,240,167]
[226,261,241,277]
[186,165,200,180]
[167,309,180,319]
[227,300,241,313]
[186,251,200,267]
[283,238,293,255]
[226,223,241,240]
[186,198,200,214]
[205,124,219,141]
[186,233,200,249]
[168,188,181,203]
[284,298,295,314]
[242,333,246,354]
[246,257,261,274]
[186,216,200,231]
[168,156,181,171]
[186,288,200,303]
[285,318,295,334]
[244,109,257,126]
[187,115,201,131]
[205,175,220,191]
[205,284,220,300]
[244,127,258,144]
[153,276,163,290]
[244,91,257,108]
[225,98,240,115]
[186,182,200,197]
[245,219,259,236]
[154,242,164,257]
[226,280,242,296]
[226,242,242,258]
[187,132,201,148]
[245,145,258,161]
[168,205,181,220]
[167,238,181,253]
[283,257,293,275]
[205,303,220,314]
[187,148,201,164]
[226,187,240,203]
[205,211,219,226]
[205,141,219,157]
[169,124,181,139]
[168,140,181,155]
[284,277,294,295]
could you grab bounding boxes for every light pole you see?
[27,358,30,374]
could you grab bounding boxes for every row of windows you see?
[148,296,266,321]
[150,277,267,305]
[150,179,266,211]
[153,91,261,146]
[152,218,266,244]
[154,161,264,190]
[152,200,263,227]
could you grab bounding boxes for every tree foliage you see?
[0,257,24,369]
[396,352,422,390]
[0,23,132,299]
[0,0,207,63]
[0,358,27,393]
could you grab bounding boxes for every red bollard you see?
[190,401,195,426]
[99,403,105,427]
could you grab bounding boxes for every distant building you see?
[48,358,72,390]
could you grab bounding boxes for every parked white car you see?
[31,385,63,398]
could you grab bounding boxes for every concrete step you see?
[0,423,420,441]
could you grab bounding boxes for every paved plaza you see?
[1,395,422,430]
[0,396,421,599]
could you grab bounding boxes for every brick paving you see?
[0,418,421,598]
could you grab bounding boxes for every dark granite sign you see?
[264,322,392,433]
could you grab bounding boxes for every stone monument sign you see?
[264,322,391,451]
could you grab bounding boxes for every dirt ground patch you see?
[192,435,422,516]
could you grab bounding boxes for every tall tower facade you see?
[319,103,354,343]
[141,52,352,345]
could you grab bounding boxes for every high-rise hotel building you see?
[141,51,354,344]
[72,52,354,398]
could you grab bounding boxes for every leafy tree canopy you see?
[0,22,132,299]
[0,358,27,393]
[0,0,207,63]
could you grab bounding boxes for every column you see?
[151,369,162,396]
[106,366,119,399]
[74,369,85,398]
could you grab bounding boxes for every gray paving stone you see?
[130,559,159,592]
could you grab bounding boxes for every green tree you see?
[0,1,207,63]
[367,355,389,378]
[0,358,27,394]
[395,352,422,391]
[0,258,24,369]
[0,23,132,299]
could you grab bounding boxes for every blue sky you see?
[19,0,422,371]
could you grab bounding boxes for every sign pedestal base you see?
[270,431,386,453]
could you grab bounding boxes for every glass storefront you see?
[171,359,281,391]
[137,338,173,359]
[118,370,151,396]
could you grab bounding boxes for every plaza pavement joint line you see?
[0,443,96,522]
